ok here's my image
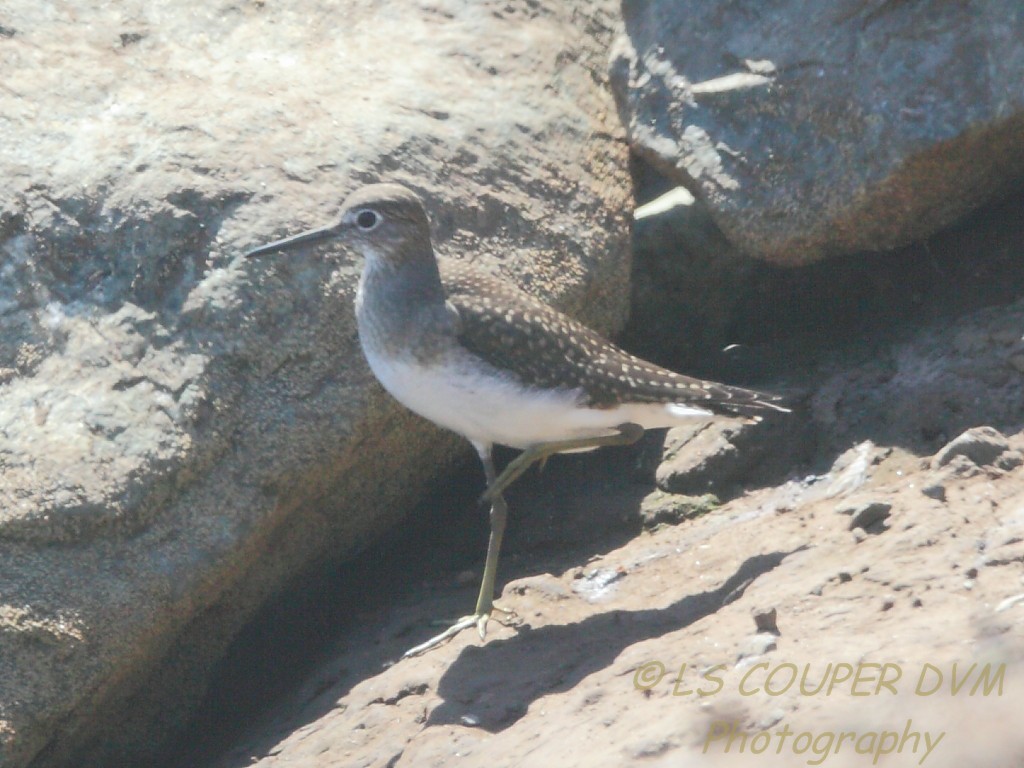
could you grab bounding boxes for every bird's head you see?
[245,183,432,270]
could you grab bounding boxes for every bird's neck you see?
[355,244,447,357]
[359,240,445,306]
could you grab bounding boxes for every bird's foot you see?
[402,604,515,658]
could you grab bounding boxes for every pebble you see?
[932,426,1014,469]
[837,501,892,531]
[752,606,779,634]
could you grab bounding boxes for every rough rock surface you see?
[0,1,630,765]
[610,0,1024,265]
[177,287,1024,767]
[931,426,1024,471]
[655,411,799,498]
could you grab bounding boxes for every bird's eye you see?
[355,210,380,230]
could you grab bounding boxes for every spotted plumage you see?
[246,182,790,656]
[441,259,783,417]
[247,182,787,453]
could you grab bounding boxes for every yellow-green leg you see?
[403,442,509,657]
[403,423,644,657]
[481,422,645,503]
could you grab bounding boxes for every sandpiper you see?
[246,183,788,656]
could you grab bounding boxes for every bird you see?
[245,182,789,656]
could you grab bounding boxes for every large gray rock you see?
[610,0,1024,265]
[0,1,630,765]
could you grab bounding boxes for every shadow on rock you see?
[428,548,800,731]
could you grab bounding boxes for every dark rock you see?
[752,606,779,635]
[656,422,737,494]
[610,0,1024,265]
[837,501,892,532]
[655,413,791,497]
[932,426,1016,470]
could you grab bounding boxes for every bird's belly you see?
[363,350,620,449]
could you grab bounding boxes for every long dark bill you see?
[245,225,338,259]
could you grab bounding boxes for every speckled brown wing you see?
[439,259,787,418]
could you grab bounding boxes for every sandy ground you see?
[158,263,1024,768]
[166,412,1024,768]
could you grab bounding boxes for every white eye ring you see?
[355,209,381,231]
